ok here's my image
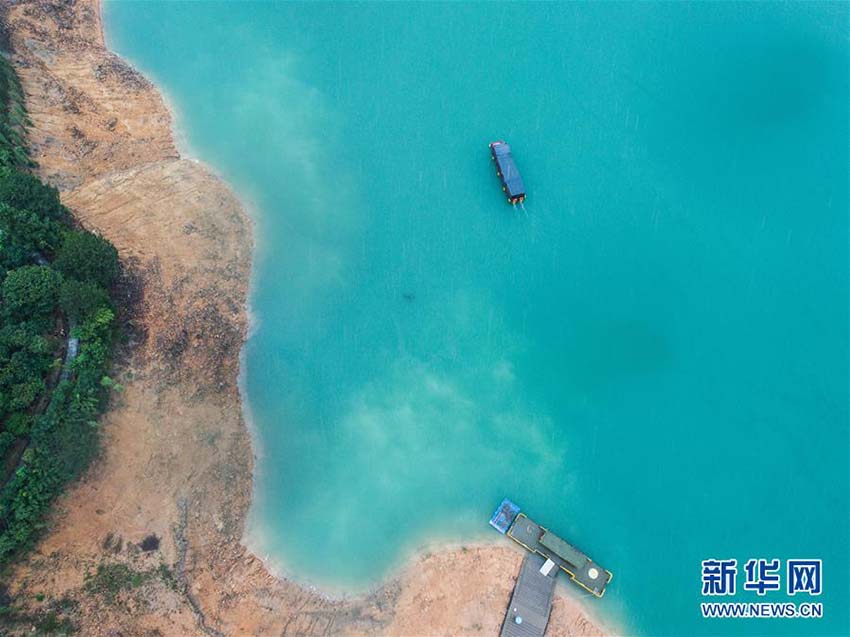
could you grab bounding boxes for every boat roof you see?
[491,143,525,198]
[492,141,512,156]
[489,498,521,534]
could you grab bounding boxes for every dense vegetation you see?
[0,55,120,566]
[0,56,32,171]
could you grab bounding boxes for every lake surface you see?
[105,3,849,635]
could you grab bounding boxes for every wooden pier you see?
[500,553,558,637]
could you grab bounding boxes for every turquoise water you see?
[105,3,848,635]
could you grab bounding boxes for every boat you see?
[489,141,526,204]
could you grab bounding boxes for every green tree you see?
[0,203,62,269]
[0,169,66,221]
[54,231,119,289]
[1,265,61,322]
[6,376,44,412]
[0,323,52,418]
[59,278,112,323]
[5,412,33,436]
[0,430,15,459]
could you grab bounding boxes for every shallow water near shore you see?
[105,2,848,635]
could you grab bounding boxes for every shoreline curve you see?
[4,1,614,635]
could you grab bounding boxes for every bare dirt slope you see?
[2,2,608,636]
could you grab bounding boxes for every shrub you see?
[84,563,148,602]
[74,307,115,344]
[54,231,119,289]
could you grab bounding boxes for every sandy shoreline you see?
[3,1,612,635]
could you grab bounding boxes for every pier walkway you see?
[500,553,558,637]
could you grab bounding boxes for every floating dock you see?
[490,498,613,598]
[500,553,558,637]
[489,141,526,204]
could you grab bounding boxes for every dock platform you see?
[490,499,612,598]
[500,553,558,637]
[508,513,611,597]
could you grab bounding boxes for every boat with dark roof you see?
[489,141,526,204]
